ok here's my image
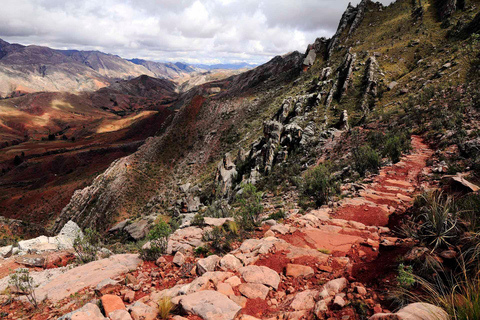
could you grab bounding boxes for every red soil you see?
[241,298,273,318]
[255,250,290,273]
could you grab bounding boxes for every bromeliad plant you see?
[415,191,460,250]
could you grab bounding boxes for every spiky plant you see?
[417,191,459,250]
[157,296,174,319]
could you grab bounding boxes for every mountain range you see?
[0,39,254,97]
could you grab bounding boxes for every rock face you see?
[360,56,379,113]
[434,0,463,21]
[52,156,132,233]
[328,0,368,57]
[215,153,238,199]
[303,49,317,67]
[177,290,242,320]
[34,254,141,302]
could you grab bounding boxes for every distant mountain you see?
[128,59,204,79]
[0,39,201,97]
[193,62,258,70]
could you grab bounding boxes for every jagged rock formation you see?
[215,153,238,199]
[434,0,464,21]
[336,50,357,101]
[53,52,303,233]
[454,10,480,39]
[325,50,357,109]
[327,0,368,58]
[411,0,424,20]
[360,56,379,113]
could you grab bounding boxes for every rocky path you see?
[0,136,446,320]
[281,135,434,258]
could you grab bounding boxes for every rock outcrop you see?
[434,0,464,21]
[360,56,379,113]
[328,0,368,58]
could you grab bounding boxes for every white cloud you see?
[0,0,394,64]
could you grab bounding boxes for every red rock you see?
[285,264,314,278]
[318,265,333,272]
[101,294,126,316]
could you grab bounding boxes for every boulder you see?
[109,309,133,320]
[333,295,346,308]
[238,283,270,299]
[290,290,318,310]
[396,302,448,320]
[225,276,242,287]
[270,224,289,235]
[219,254,243,272]
[239,265,280,290]
[34,254,142,302]
[101,294,126,316]
[285,264,314,278]
[314,300,328,318]
[58,303,107,320]
[108,219,130,233]
[178,290,242,320]
[197,255,220,275]
[129,301,159,320]
[95,278,120,295]
[303,49,317,67]
[173,251,186,266]
[370,302,448,320]
[124,220,149,240]
[323,277,348,295]
[14,255,45,267]
[387,81,398,90]
[216,282,235,296]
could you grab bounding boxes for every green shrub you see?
[9,269,38,308]
[140,220,171,261]
[73,228,101,264]
[397,263,415,288]
[235,184,263,231]
[267,210,286,221]
[204,200,231,218]
[202,226,231,253]
[383,136,403,163]
[301,165,338,207]
[194,246,209,256]
[352,145,380,176]
[148,220,171,241]
[191,214,205,227]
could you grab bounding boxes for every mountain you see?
[128,59,204,79]
[0,40,203,97]
[2,0,480,319]
[193,62,258,70]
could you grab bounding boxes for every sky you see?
[0,0,394,65]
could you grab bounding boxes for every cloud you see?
[0,0,394,64]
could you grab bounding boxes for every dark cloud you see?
[0,0,394,64]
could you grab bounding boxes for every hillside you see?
[1,0,480,319]
[0,76,178,226]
